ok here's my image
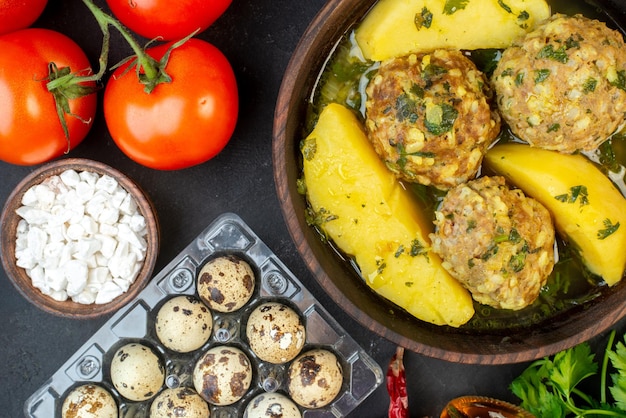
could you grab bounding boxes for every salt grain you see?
[14,169,148,305]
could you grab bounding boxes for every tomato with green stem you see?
[0,28,98,165]
[103,38,239,170]
[0,0,48,36]
[104,0,232,41]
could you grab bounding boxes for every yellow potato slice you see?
[355,0,551,61]
[302,103,474,326]
[485,143,626,285]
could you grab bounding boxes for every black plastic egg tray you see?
[24,212,384,417]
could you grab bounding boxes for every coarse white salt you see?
[14,169,149,305]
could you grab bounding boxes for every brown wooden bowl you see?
[1,158,159,319]
[272,0,626,364]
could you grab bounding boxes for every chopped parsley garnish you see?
[422,63,448,81]
[610,70,626,91]
[554,185,589,207]
[395,93,419,123]
[466,219,477,232]
[425,103,458,135]
[515,72,525,86]
[498,0,512,14]
[508,251,527,273]
[301,137,317,160]
[565,34,582,49]
[517,10,529,21]
[395,245,405,258]
[443,0,469,15]
[583,77,598,93]
[409,83,425,99]
[547,123,561,133]
[410,239,429,258]
[305,207,338,228]
[395,143,436,168]
[501,68,514,77]
[598,219,620,240]
[415,7,433,29]
[376,258,387,274]
[537,44,569,64]
[534,69,551,84]
[296,177,307,195]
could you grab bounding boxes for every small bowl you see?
[1,158,159,319]
[272,0,626,363]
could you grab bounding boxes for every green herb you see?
[610,70,626,91]
[501,68,514,77]
[517,10,529,21]
[422,63,448,81]
[296,177,307,195]
[511,330,626,417]
[554,185,589,207]
[415,7,433,29]
[410,239,429,258]
[301,137,317,161]
[537,44,569,64]
[565,34,582,50]
[466,219,477,232]
[424,103,458,135]
[395,93,419,123]
[376,258,387,274]
[404,281,414,287]
[534,69,551,84]
[598,219,620,240]
[498,0,512,14]
[548,123,561,133]
[395,143,436,169]
[410,83,425,99]
[395,245,405,258]
[583,77,598,93]
[443,0,469,15]
[515,72,525,86]
[305,207,338,228]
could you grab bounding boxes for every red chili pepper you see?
[387,346,409,418]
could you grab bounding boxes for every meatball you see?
[430,176,555,310]
[492,14,626,153]
[365,49,501,189]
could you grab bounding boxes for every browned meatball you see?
[430,176,555,310]
[365,49,501,190]
[492,14,626,153]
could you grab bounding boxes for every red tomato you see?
[105,0,232,41]
[0,28,97,165]
[103,38,238,170]
[0,0,48,36]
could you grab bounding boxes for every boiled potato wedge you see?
[355,0,551,61]
[485,143,626,285]
[301,103,474,327]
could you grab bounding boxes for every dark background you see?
[1,0,626,417]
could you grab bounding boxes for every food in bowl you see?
[295,0,626,330]
[364,49,501,189]
[430,176,555,310]
[13,168,148,305]
[492,13,626,153]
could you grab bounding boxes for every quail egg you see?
[193,345,253,406]
[149,387,210,418]
[244,392,301,418]
[110,342,164,402]
[246,302,305,364]
[155,295,213,353]
[62,384,118,418]
[287,348,343,409]
[197,255,255,312]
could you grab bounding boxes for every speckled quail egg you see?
[155,295,213,353]
[149,387,209,418]
[287,349,343,409]
[110,342,165,402]
[246,302,306,364]
[244,392,302,418]
[62,384,118,418]
[197,255,255,312]
[193,345,253,406]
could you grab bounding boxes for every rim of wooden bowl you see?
[272,0,626,364]
[0,158,160,319]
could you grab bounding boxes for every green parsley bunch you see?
[511,330,626,416]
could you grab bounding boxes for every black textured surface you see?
[1,1,626,417]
